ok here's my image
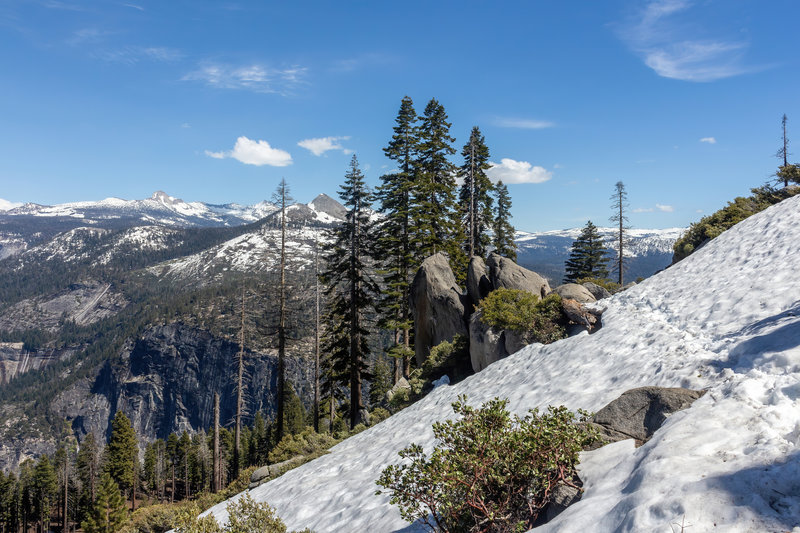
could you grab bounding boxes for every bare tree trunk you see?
[234,284,244,480]
[469,139,475,259]
[617,195,623,286]
[314,235,321,433]
[213,393,220,493]
[63,457,68,533]
[276,184,288,441]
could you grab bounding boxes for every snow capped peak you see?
[0,199,22,211]
[150,190,183,206]
[308,193,346,222]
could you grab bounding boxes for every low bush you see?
[673,184,800,262]
[376,395,599,532]
[173,492,312,533]
[478,289,566,344]
[268,428,338,464]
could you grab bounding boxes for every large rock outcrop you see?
[467,256,493,305]
[468,310,508,372]
[486,253,550,298]
[581,282,612,300]
[410,253,469,366]
[553,283,596,304]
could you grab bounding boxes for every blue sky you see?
[1,0,798,231]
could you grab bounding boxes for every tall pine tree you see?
[492,180,516,260]
[103,411,137,510]
[609,181,630,285]
[458,126,494,260]
[563,220,609,283]
[375,96,420,379]
[321,155,379,429]
[414,98,458,260]
[82,474,128,533]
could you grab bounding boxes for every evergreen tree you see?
[369,356,392,407]
[458,126,494,260]
[272,179,294,444]
[103,411,138,510]
[609,181,630,285]
[76,432,100,519]
[414,98,458,260]
[321,155,379,429]
[492,180,516,260]
[775,114,800,187]
[82,473,128,533]
[563,221,610,283]
[166,433,179,503]
[284,384,308,435]
[33,455,58,531]
[375,96,420,380]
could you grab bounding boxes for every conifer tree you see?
[321,155,379,429]
[492,181,516,260]
[103,411,138,510]
[77,432,100,517]
[272,179,294,443]
[414,98,458,260]
[775,114,800,187]
[165,433,178,503]
[82,474,128,533]
[609,181,630,285]
[458,126,494,260]
[376,96,420,380]
[33,455,58,532]
[564,221,609,283]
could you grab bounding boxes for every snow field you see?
[202,195,800,532]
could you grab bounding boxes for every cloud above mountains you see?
[205,136,292,167]
[298,136,352,156]
[487,159,552,184]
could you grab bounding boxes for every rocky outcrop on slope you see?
[553,283,597,304]
[410,253,469,366]
[486,252,551,298]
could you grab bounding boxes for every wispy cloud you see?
[205,136,292,167]
[617,0,761,82]
[68,28,113,45]
[493,117,555,129]
[700,136,717,144]
[330,53,391,73]
[634,203,674,213]
[298,136,351,156]
[486,159,552,184]
[123,3,144,11]
[183,63,307,95]
[95,46,184,64]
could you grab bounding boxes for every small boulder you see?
[582,282,612,300]
[588,386,706,448]
[467,256,493,305]
[503,329,537,355]
[469,309,508,372]
[486,253,550,299]
[553,283,596,304]
[561,298,597,331]
[385,377,411,403]
[410,253,469,366]
[543,481,583,523]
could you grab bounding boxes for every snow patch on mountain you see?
[0,199,22,211]
[201,196,800,532]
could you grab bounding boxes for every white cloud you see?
[493,117,555,129]
[205,136,292,167]
[486,159,552,184]
[617,0,762,82]
[634,204,674,213]
[297,136,351,156]
[181,123,191,129]
[700,137,716,144]
[183,63,307,95]
[0,199,22,211]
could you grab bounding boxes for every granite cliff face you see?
[0,322,313,471]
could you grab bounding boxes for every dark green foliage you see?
[283,384,308,436]
[478,289,566,344]
[82,473,129,533]
[268,428,339,464]
[33,454,58,529]
[492,181,516,260]
[377,396,599,532]
[564,220,609,283]
[369,356,393,407]
[414,98,459,262]
[321,155,379,429]
[673,184,800,262]
[458,126,494,262]
[104,411,138,502]
[375,96,421,379]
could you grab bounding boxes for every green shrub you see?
[576,277,621,294]
[673,184,800,262]
[376,396,599,532]
[478,289,566,344]
[173,493,311,533]
[268,428,337,464]
[369,407,391,424]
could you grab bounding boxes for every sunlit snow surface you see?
[202,196,800,532]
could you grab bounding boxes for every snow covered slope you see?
[203,195,800,532]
